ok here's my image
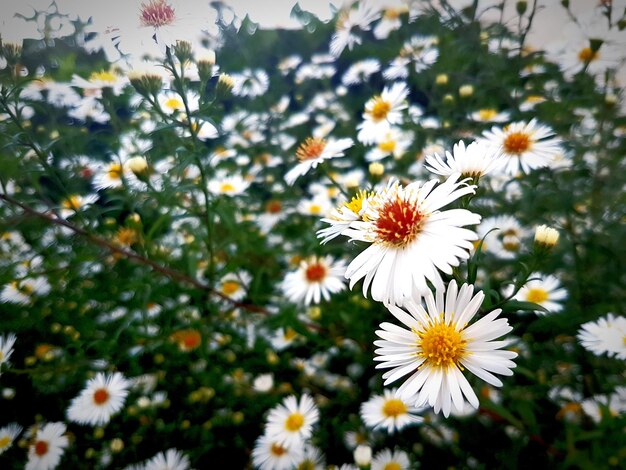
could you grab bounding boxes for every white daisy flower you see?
[371,448,410,470]
[252,434,302,470]
[294,444,325,470]
[231,69,270,98]
[330,1,381,57]
[58,194,99,219]
[0,333,17,373]
[157,90,199,115]
[374,282,518,417]
[26,422,69,470]
[476,215,528,260]
[216,271,252,301]
[265,394,319,448]
[284,136,354,185]
[425,140,503,179]
[207,174,250,196]
[360,388,423,433]
[297,196,333,217]
[318,189,372,244]
[373,6,408,39]
[336,175,480,306]
[71,70,129,97]
[365,129,413,162]
[342,59,381,86]
[0,423,22,455]
[92,160,127,190]
[357,83,409,145]
[281,255,346,305]
[510,273,567,314]
[0,277,51,305]
[469,108,510,123]
[479,119,564,176]
[67,372,131,426]
[577,313,626,360]
[145,448,190,470]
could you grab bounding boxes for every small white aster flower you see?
[145,448,190,470]
[510,273,567,314]
[476,215,528,260]
[284,136,354,185]
[374,282,518,417]
[0,332,17,373]
[26,422,69,470]
[317,189,372,244]
[469,108,510,123]
[577,313,626,360]
[360,388,423,433]
[0,423,22,455]
[281,255,346,305]
[357,83,409,145]
[252,434,303,470]
[207,174,250,196]
[0,277,51,305]
[58,194,99,219]
[216,271,252,301]
[365,129,413,162]
[425,140,503,179]
[294,444,325,470]
[338,175,480,305]
[92,160,127,190]
[231,69,270,98]
[67,372,131,426]
[479,119,563,176]
[371,448,410,470]
[265,394,320,448]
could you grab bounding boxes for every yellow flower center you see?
[164,97,183,110]
[297,460,316,470]
[503,131,531,154]
[378,139,397,153]
[578,47,599,63]
[369,96,391,121]
[284,327,298,341]
[478,108,497,120]
[270,442,287,456]
[309,204,322,215]
[221,280,240,295]
[296,137,327,161]
[382,398,407,418]
[220,183,236,193]
[62,195,82,210]
[416,318,467,369]
[0,436,11,449]
[107,163,123,180]
[285,412,305,432]
[344,190,369,214]
[384,463,402,470]
[526,288,548,304]
[116,227,138,246]
[89,70,117,83]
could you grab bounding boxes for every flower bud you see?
[368,162,384,176]
[516,1,528,15]
[126,156,149,178]
[354,445,372,466]
[459,84,474,97]
[217,73,235,96]
[534,225,559,248]
[128,71,163,97]
[435,73,448,85]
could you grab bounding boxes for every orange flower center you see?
[221,280,240,295]
[62,195,82,210]
[376,197,423,247]
[382,398,407,418]
[503,132,531,154]
[305,263,327,282]
[34,440,49,456]
[93,388,110,405]
[265,200,282,214]
[140,0,176,28]
[369,96,391,121]
[270,442,287,456]
[578,47,598,63]
[296,138,327,161]
[171,329,202,351]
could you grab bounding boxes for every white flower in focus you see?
[337,175,480,305]
[265,394,320,448]
[25,422,69,470]
[374,282,517,417]
[145,448,190,470]
[284,137,354,185]
[67,372,131,426]
[282,255,346,305]
[360,388,423,433]
[479,119,563,176]
[577,313,626,360]
[252,434,302,470]
[425,140,503,179]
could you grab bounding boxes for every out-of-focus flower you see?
[252,434,302,470]
[577,313,626,360]
[371,448,410,470]
[285,136,354,185]
[360,388,423,432]
[510,273,567,314]
[425,140,503,179]
[145,448,191,470]
[265,394,319,448]
[25,422,69,470]
[281,255,346,305]
[0,423,21,455]
[67,372,131,426]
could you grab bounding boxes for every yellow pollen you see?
[382,398,407,418]
[578,47,599,63]
[526,288,548,304]
[270,442,287,456]
[309,204,322,215]
[344,190,369,214]
[285,412,305,432]
[296,137,327,161]
[378,139,397,153]
[526,95,545,103]
[369,96,391,121]
[384,463,402,470]
[478,108,498,120]
[221,280,240,295]
[284,327,298,341]
[107,163,123,180]
[297,460,316,470]
[89,71,117,83]
[0,436,11,449]
[220,183,236,193]
[115,227,138,246]
[416,318,466,369]
[503,131,531,154]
